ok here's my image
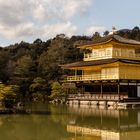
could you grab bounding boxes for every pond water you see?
[0,103,140,140]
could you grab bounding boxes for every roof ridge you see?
[113,35,140,44]
[79,34,140,48]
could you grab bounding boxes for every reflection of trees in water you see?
[49,104,77,127]
[0,104,72,140]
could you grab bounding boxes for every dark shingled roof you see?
[79,34,140,47]
[62,58,140,68]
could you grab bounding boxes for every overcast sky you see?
[0,0,140,46]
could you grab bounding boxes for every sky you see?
[0,0,140,47]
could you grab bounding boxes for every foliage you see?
[29,77,48,101]
[15,55,36,77]
[50,82,62,99]
[50,81,72,99]
[92,32,101,41]
[0,83,19,108]
[103,30,109,36]
[0,51,10,82]
[30,77,46,93]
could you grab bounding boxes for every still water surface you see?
[0,104,140,140]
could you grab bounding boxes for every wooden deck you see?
[68,94,128,101]
[67,94,140,109]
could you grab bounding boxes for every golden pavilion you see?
[62,33,140,107]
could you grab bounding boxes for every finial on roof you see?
[112,26,117,34]
[109,26,117,35]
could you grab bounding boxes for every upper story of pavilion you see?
[81,34,140,61]
[62,34,140,82]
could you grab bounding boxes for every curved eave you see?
[61,58,118,70]
[61,59,140,70]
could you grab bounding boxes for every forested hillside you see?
[0,26,140,102]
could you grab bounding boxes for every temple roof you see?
[79,35,140,48]
[62,58,140,69]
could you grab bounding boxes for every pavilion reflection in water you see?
[66,106,140,140]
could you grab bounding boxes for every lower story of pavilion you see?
[67,79,140,102]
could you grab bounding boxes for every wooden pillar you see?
[81,70,83,81]
[74,70,77,81]
[75,70,77,76]
[118,82,120,101]
[136,81,138,97]
[127,80,129,98]
[81,85,84,94]
[101,83,103,97]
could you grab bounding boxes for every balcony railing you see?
[84,54,111,61]
[67,74,119,81]
[84,53,140,61]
